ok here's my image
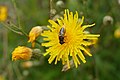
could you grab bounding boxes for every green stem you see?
[8,21,28,36]
[12,62,22,80]
[2,22,41,45]
[9,21,19,29]
[20,28,28,37]
[49,0,53,19]
[1,22,22,35]
[35,40,41,45]
[11,0,21,28]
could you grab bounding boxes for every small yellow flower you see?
[28,26,43,47]
[114,28,120,38]
[0,6,7,21]
[0,75,5,80]
[12,46,32,61]
[42,9,100,68]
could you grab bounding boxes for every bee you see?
[59,26,66,45]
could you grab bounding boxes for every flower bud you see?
[50,9,56,15]
[22,70,29,76]
[52,14,60,22]
[28,26,43,47]
[103,15,113,25]
[31,49,43,60]
[21,61,33,68]
[56,0,65,8]
[114,28,120,38]
[118,0,120,5]
[12,46,32,61]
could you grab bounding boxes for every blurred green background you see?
[0,0,120,80]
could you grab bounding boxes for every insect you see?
[59,26,66,45]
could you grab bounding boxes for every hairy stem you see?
[11,0,21,28]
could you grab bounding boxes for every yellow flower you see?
[114,28,120,38]
[42,9,100,68]
[0,6,7,21]
[0,75,5,80]
[28,26,43,47]
[12,46,32,61]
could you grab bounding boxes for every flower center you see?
[64,30,76,44]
